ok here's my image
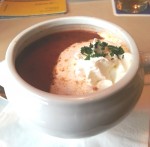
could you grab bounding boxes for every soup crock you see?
[0,16,144,138]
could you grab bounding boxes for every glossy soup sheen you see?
[15,30,101,92]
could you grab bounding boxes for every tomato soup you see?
[15,30,101,92]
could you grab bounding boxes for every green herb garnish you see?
[108,45,124,59]
[81,40,124,60]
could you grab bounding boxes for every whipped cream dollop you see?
[74,48,132,90]
[50,33,133,96]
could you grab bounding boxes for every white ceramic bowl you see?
[0,16,144,138]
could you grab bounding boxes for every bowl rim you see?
[5,16,140,104]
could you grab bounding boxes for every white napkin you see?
[0,97,149,147]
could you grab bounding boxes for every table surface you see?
[0,0,150,113]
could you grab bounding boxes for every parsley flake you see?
[80,39,125,60]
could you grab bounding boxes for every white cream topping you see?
[50,32,133,95]
[73,43,132,90]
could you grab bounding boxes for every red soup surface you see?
[15,30,101,92]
